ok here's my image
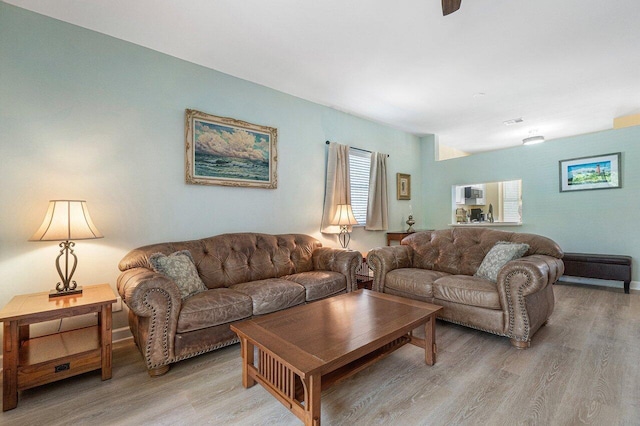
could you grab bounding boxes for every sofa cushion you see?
[149,250,207,299]
[475,242,530,282]
[230,279,306,315]
[177,288,253,333]
[433,275,501,310]
[284,271,346,301]
[384,268,450,301]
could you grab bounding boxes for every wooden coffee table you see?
[230,289,442,425]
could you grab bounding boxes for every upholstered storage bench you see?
[562,252,632,294]
[117,233,362,376]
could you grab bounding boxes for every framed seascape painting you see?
[559,152,621,192]
[185,109,277,188]
[397,173,411,200]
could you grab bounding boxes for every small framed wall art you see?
[397,173,411,200]
[185,109,278,188]
[559,152,621,192]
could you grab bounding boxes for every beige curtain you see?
[321,142,351,234]
[365,152,388,230]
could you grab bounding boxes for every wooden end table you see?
[386,230,434,246]
[231,290,442,425]
[0,283,116,411]
[386,231,413,245]
[355,255,373,290]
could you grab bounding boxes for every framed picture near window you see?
[397,173,411,200]
[559,152,621,192]
[185,109,278,188]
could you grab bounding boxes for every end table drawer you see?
[18,350,102,390]
[17,325,103,390]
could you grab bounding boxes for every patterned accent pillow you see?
[149,250,207,299]
[475,241,530,283]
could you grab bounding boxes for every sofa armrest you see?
[366,246,413,292]
[312,247,362,292]
[116,267,182,369]
[498,254,564,296]
[497,254,564,341]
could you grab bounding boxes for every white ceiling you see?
[6,0,640,153]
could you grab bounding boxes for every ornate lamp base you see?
[49,286,83,298]
[48,240,84,298]
[338,226,351,249]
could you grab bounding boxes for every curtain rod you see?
[325,140,389,157]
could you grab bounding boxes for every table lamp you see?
[331,204,359,249]
[30,200,103,298]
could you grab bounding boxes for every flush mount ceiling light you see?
[523,135,545,145]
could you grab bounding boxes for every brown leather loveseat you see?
[117,232,361,376]
[367,228,564,348]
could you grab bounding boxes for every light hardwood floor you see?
[1,282,638,425]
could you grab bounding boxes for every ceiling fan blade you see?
[442,0,462,16]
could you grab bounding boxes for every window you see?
[501,180,522,222]
[349,149,371,225]
[452,180,522,224]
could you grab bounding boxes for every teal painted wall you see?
[0,4,423,333]
[421,126,640,282]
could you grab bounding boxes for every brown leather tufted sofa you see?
[117,233,362,376]
[367,228,564,348]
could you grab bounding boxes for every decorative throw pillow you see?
[149,250,207,299]
[475,241,530,283]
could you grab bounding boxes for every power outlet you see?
[112,296,123,312]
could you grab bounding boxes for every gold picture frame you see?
[185,109,277,188]
[397,173,411,200]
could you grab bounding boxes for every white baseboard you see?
[558,276,638,291]
[0,326,133,370]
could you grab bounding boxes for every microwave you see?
[464,187,483,199]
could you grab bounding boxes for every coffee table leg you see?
[302,373,321,426]
[424,315,436,366]
[239,337,256,388]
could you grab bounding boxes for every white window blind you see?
[349,149,371,226]
[502,180,521,222]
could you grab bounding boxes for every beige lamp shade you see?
[30,200,103,242]
[331,204,359,226]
